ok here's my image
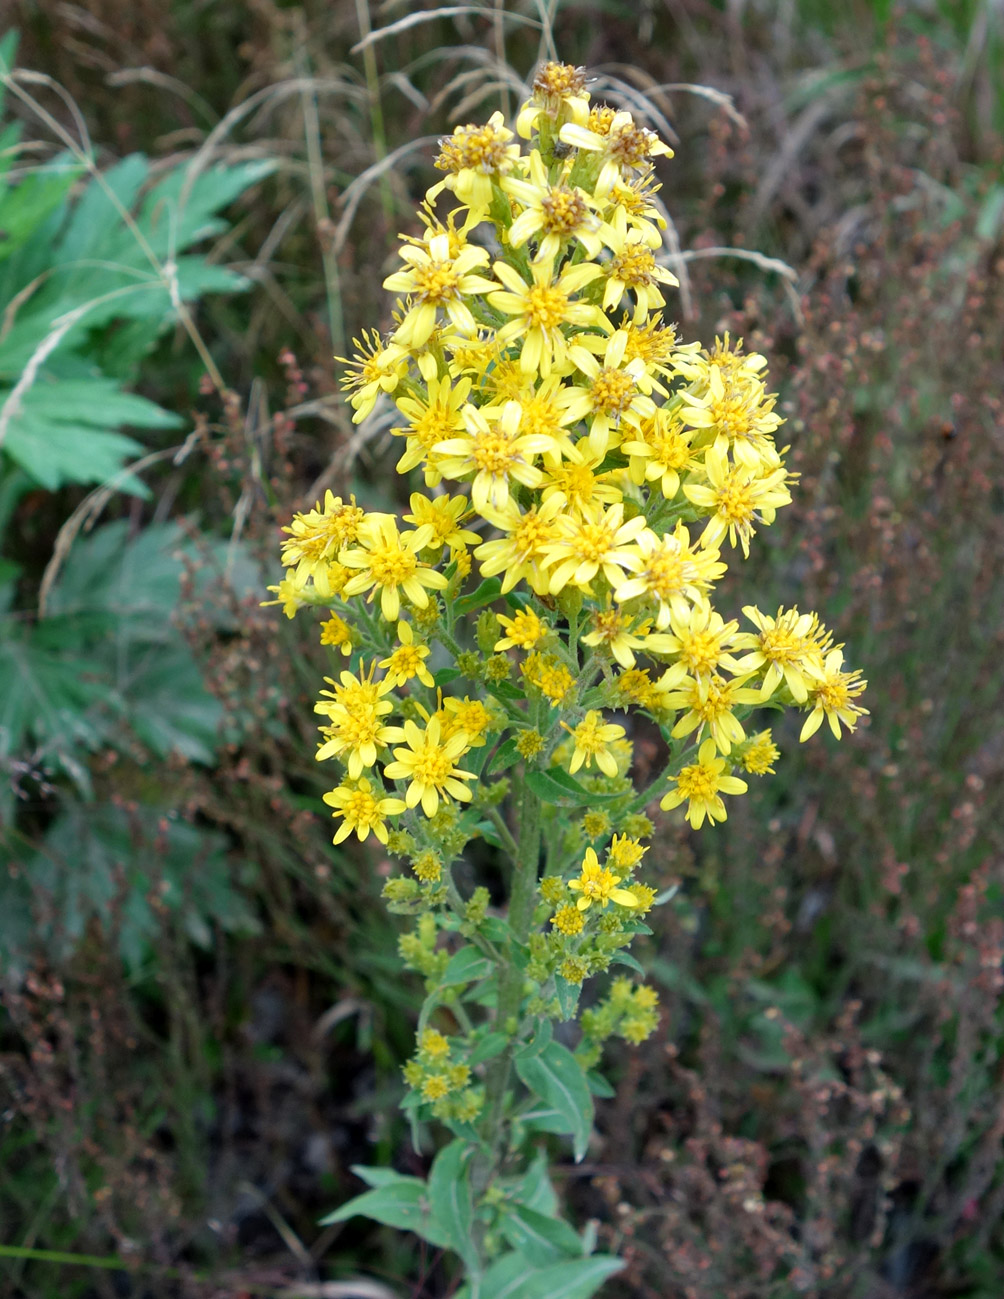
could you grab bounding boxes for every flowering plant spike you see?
[268,61,867,1294]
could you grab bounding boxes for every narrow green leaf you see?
[455,576,503,616]
[511,1151,558,1216]
[428,1140,479,1275]
[349,1166,410,1189]
[442,945,495,987]
[515,1039,593,1162]
[610,950,645,976]
[500,1204,582,1266]
[319,1181,451,1249]
[485,736,521,777]
[554,975,581,1021]
[520,1256,625,1299]
[468,1032,510,1066]
[525,767,621,807]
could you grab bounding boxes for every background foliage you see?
[1,2,1002,1297]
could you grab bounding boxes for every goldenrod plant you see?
[268,62,867,1296]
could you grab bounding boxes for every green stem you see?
[483,761,542,1155]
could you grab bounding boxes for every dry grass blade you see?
[643,80,747,132]
[331,136,441,256]
[675,245,804,323]
[106,67,219,125]
[351,5,542,55]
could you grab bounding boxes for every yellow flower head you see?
[516,61,591,138]
[660,738,748,829]
[323,777,406,845]
[340,513,448,622]
[741,730,780,775]
[382,715,476,817]
[800,648,868,742]
[495,607,549,651]
[379,621,435,689]
[562,710,627,778]
[568,847,639,912]
[552,904,585,936]
[433,111,522,211]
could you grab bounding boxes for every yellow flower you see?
[551,904,585,936]
[620,407,695,500]
[392,376,472,480]
[262,574,308,619]
[559,330,657,459]
[379,621,435,689]
[660,738,748,829]
[315,661,396,777]
[568,847,639,912]
[800,648,868,741]
[683,444,792,558]
[323,777,406,844]
[320,613,353,655]
[561,710,627,777]
[383,716,476,817]
[662,672,760,756]
[520,652,575,706]
[542,502,648,596]
[502,149,606,262]
[411,850,443,883]
[495,607,549,651]
[539,445,624,519]
[581,606,651,669]
[432,111,522,212]
[646,603,742,692]
[402,492,479,554]
[474,496,565,596]
[559,109,673,197]
[419,1028,451,1059]
[435,399,551,514]
[600,226,678,323]
[280,491,366,581]
[515,61,591,138]
[340,514,448,622]
[733,605,827,704]
[740,730,780,775]
[439,696,494,747]
[337,329,410,422]
[680,365,783,471]
[487,257,607,378]
[614,522,726,629]
[383,231,498,349]
[607,834,647,872]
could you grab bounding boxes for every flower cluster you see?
[270,62,866,1124]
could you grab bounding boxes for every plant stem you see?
[482,761,542,1157]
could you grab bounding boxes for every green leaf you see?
[511,1151,558,1215]
[554,975,582,1021]
[455,576,502,616]
[518,1019,553,1057]
[442,945,495,987]
[319,1179,451,1248]
[428,1140,479,1275]
[466,1253,624,1299]
[610,951,645,976]
[515,1039,594,1163]
[525,767,622,807]
[585,1071,615,1099]
[521,1256,625,1299]
[350,1166,410,1189]
[500,1204,583,1266]
[486,736,521,776]
[468,1032,510,1066]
